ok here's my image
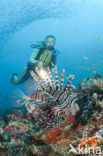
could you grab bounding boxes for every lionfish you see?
[18,67,79,129]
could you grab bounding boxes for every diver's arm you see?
[29,49,40,64]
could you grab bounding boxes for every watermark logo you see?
[68,144,102,155]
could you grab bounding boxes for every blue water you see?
[0,0,103,115]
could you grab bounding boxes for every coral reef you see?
[0,73,103,155]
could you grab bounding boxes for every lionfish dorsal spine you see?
[33,70,45,89]
[45,71,51,87]
[60,69,65,89]
[47,67,55,88]
[54,67,59,88]
[29,70,44,90]
[64,74,75,92]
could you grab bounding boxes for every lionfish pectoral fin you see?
[41,91,57,103]
[25,103,33,113]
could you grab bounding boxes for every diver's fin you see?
[10,76,17,85]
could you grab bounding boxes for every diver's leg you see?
[10,68,30,85]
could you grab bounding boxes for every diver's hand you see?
[38,61,43,67]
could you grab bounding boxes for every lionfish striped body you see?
[18,67,79,129]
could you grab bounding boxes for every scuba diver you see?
[10,35,60,85]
